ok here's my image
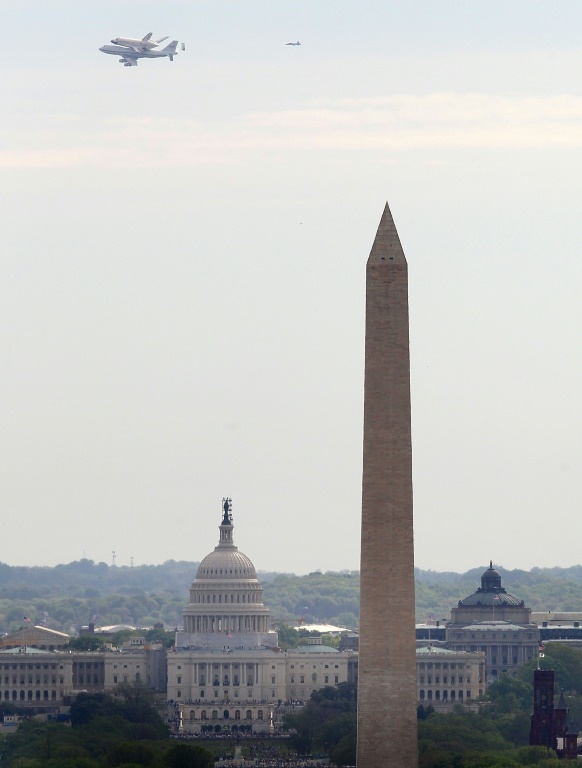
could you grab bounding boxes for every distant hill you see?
[0,560,580,634]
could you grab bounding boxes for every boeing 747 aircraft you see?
[110,32,169,52]
[99,39,179,66]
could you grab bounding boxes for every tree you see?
[274,622,300,650]
[64,636,105,652]
[106,741,155,766]
[164,743,214,768]
[329,732,357,767]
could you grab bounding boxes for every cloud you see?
[2,92,582,168]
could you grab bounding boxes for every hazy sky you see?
[1,1,582,574]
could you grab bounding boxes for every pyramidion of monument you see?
[367,201,407,266]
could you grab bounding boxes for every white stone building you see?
[168,500,350,734]
[416,646,485,710]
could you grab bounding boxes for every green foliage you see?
[329,731,356,767]
[263,571,360,628]
[63,636,105,652]
[2,685,174,767]
[487,674,533,715]
[275,622,300,650]
[144,627,175,648]
[516,746,559,764]
[284,682,357,754]
[106,741,155,766]
[70,684,168,742]
[162,743,214,768]
[518,643,582,695]
[5,560,582,632]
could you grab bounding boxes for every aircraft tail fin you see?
[160,40,178,53]
[142,32,153,41]
[155,36,168,45]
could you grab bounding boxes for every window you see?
[300,676,304,684]
[334,676,339,684]
[271,676,275,684]
[324,676,329,684]
[177,676,182,684]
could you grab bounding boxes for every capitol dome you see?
[181,499,271,639]
[196,547,257,581]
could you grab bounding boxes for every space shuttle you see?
[109,32,169,52]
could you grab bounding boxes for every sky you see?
[1,1,582,575]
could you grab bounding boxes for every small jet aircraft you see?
[286,41,301,46]
[99,40,179,66]
[110,32,168,52]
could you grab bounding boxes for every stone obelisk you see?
[357,203,417,768]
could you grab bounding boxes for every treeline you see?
[1,560,582,634]
[0,683,214,768]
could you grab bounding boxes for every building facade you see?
[168,502,350,733]
[446,563,539,682]
[416,646,485,710]
[0,645,166,707]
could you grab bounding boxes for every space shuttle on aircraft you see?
[109,32,169,52]
[99,38,180,67]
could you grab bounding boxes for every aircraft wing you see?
[121,56,138,66]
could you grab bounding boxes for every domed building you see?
[167,500,350,733]
[450,562,531,625]
[445,562,539,683]
[179,499,273,645]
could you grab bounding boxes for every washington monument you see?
[357,203,417,767]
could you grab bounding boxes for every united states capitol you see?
[0,498,561,732]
